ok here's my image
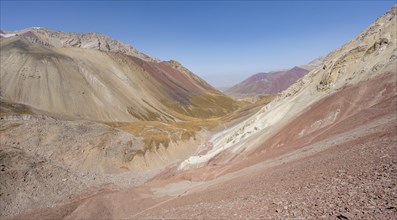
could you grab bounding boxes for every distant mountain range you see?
[226,66,310,96]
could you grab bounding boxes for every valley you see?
[0,4,396,220]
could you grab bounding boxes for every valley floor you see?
[13,106,396,219]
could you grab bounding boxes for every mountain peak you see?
[1,27,160,62]
[290,66,303,71]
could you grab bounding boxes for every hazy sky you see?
[1,1,395,87]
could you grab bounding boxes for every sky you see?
[0,1,395,88]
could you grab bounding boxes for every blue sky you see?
[1,1,395,87]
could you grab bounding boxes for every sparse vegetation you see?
[161,92,239,119]
[0,122,22,132]
[0,100,35,117]
[106,95,269,156]
[108,91,257,157]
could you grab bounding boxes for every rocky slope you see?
[0,114,207,217]
[0,28,239,217]
[44,6,394,219]
[0,28,238,122]
[179,5,397,171]
[226,66,309,96]
[2,5,397,220]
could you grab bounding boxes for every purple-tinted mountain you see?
[226,66,309,96]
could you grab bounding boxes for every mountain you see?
[165,5,396,218]
[2,5,397,220]
[0,27,240,217]
[226,66,309,96]
[0,28,238,122]
[0,27,159,62]
[180,5,397,171]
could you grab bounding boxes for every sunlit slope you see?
[180,5,397,170]
[0,32,237,122]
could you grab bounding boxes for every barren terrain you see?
[1,5,396,220]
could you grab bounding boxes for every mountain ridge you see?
[0,28,238,122]
[179,5,396,171]
[226,66,309,96]
[0,27,160,62]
